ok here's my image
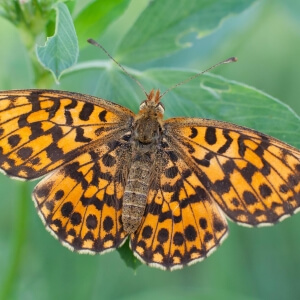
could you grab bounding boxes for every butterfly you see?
[0,84,300,271]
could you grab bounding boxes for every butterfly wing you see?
[130,143,228,270]
[33,134,133,253]
[164,118,300,226]
[0,90,134,179]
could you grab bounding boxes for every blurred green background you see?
[1,0,300,299]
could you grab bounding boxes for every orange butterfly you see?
[0,46,300,270]
[0,86,300,271]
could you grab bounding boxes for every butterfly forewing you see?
[165,118,300,226]
[0,90,134,179]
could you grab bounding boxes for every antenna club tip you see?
[223,57,238,64]
[87,38,97,45]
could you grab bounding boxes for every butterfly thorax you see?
[122,90,165,233]
[133,90,164,143]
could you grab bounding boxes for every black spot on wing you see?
[213,178,231,194]
[173,232,184,246]
[193,152,214,167]
[61,201,73,217]
[259,184,272,198]
[158,210,172,222]
[157,228,169,243]
[65,161,89,190]
[288,174,300,187]
[75,127,92,143]
[70,212,82,226]
[238,136,246,157]
[35,186,51,198]
[182,141,195,154]
[241,163,257,183]
[64,99,77,125]
[217,130,233,154]
[213,218,225,232]
[261,160,271,176]
[79,102,94,121]
[142,225,153,239]
[45,143,64,162]
[99,110,107,122]
[205,127,217,145]
[50,126,64,141]
[103,216,114,232]
[254,141,270,156]
[147,202,162,216]
[180,187,208,208]
[184,225,197,241]
[204,232,213,242]
[18,114,28,127]
[243,191,258,205]
[102,153,116,167]
[199,217,207,229]
[17,147,33,159]
[8,134,21,147]
[54,189,64,200]
[84,232,94,241]
[189,127,198,139]
[279,184,289,193]
[86,214,98,229]
[29,91,42,111]
[29,123,45,139]
[222,160,236,174]
[165,166,179,179]
[166,150,178,162]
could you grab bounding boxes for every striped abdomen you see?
[122,153,153,233]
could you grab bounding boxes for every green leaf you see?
[116,0,256,64]
[36,2,79,82]
[117,239,142,270]
[74,0,130,49]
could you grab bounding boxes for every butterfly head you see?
[138,89,164,117]
[134,90,164,144]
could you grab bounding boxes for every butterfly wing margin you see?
[130,145,228,270]
[0,89,134,179]
[33,135,132,253]
[164,117,300,226]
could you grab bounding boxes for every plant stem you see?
[0,182,29,300]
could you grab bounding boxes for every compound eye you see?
[139,100,147,110]
[156,102,165,114]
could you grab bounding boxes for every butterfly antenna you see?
[87,39,148,98]
[160,57,238,99]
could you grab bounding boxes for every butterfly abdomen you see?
[122,151,153,233]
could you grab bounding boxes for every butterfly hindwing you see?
[0,90,134,179]
[130,142,228,270]
[33,135,133,253]
[165,118,300,226]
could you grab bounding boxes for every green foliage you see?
[1,0,300,299]
[36,2,79,82]
[74,0,130,48]
[118,239,142,270]
[116,0,257,63]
